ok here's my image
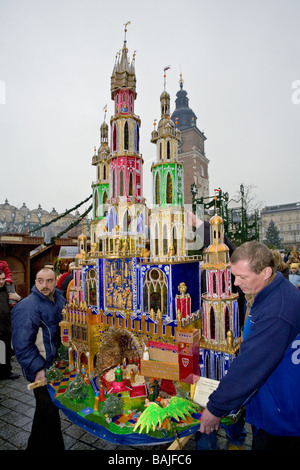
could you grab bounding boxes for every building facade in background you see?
[0,199,89,243]
[260,202,300,249]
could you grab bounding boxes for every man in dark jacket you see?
[0,270,21,379]
[11,267,66,450]
[200,241,300,450]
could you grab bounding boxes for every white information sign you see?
[193,377,220,407]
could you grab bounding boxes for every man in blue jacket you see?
[200,241,300,450]
[12,267,66,450]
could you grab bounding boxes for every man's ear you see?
[263,266,273,280]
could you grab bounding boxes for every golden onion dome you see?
[205,243,229,254]
[210,214,223,225]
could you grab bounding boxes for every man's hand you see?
[35,369,46,382]
[200,407,221,434]
[9,292,21,302]
[27,369,47,390]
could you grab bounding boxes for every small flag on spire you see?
[103,104,107,121]
[163,66,171,90]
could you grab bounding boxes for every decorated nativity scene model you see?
[51,24,242,443]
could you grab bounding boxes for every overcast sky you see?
[1,0,299,216]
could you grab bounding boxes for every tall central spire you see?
[111,21,136,99]
[90,23,147,260]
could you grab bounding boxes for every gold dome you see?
[205,243,229,254]
[210,214,223,225]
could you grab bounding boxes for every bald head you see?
[35,268,56,297]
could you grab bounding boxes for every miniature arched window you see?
[166,172,173,204]
[113,123,117,152]
[210,306,216,340]
[172,225,178,255]
[112,168,116,199]
[212,272,217,294]
[108,206,117,232]
[159,142,162,160]
[224,305,230,339]
[72,325,76,338]
[80,352,88,366]
[123,209,131,232]
[120,169,124,196]
[213,228,221,242]
[155,223,159,256]
[85,268,97,306]
[162,103,168,115]
[124,121,129,150]
[128,171,133,196]
[143,268,168,314]
[103,164,107,180]
[155,172,161,204]
[163,224,168,255]
[134,124,140,152]
[221,271,226,294]
[136,212,144,233]
[167,141,171,159]
[94,191,99,218]
[154,172,160,204]
[102,191,108,217]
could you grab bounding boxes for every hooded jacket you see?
[206,272,300,436]
[11,285,66,382]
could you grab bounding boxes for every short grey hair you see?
[230,241,275,274]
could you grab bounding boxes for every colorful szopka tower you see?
[60,25,202,383]
[150,68,185,261]
[91,23,147,258]
[91,112,110,242]
[199,205,241,380]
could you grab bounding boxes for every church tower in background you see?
[171,74,209,205]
